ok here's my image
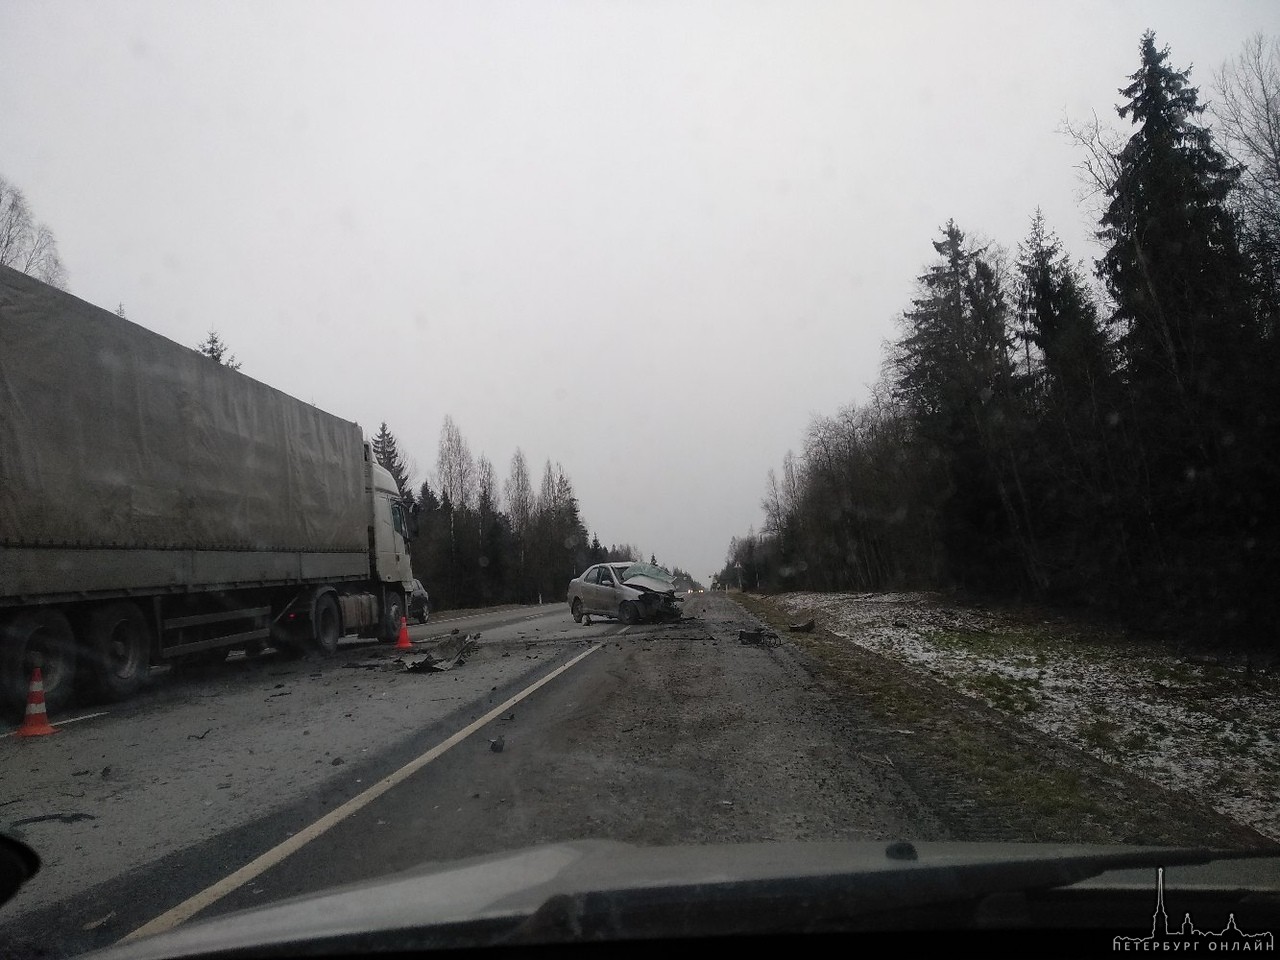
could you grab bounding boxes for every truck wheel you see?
[1,609,78,722]
[571,598,583,623]
[618,601,640,625]
[311,595,340,656]
[82,602,150,702]
[382,590,405,642]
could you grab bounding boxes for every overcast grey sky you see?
[2,1,1275,583]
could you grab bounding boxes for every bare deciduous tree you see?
[504,449,532,542]
[1212,33,1280,238]
[436,415,476,511]
[0,175,67,288]
[1061,111,1126,219]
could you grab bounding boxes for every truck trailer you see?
[0,265,418,719]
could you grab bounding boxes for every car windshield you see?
[621,562,674,584]
[1,3,1278,958]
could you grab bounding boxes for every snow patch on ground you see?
[778,591,1280,843]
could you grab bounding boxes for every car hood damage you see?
[619,562,677,595]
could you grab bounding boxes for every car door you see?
[596,566,622,617]
[579,565,603,614]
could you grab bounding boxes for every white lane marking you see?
[0,711,109,738]
[431,605,564,627]
[617,626,631,635]
[119,642,605,944]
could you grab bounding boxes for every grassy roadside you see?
[732,592,1275,849]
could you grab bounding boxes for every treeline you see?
[719,32,1280,643]
[371,416,688,610]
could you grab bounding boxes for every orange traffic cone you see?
[15,667,58,737]
[395,616,412,651]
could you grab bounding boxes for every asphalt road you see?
[0,595,937,959]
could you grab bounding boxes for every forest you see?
[372,416,699,611]
[718,33,1279,643]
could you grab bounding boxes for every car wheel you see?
[619,601,640,625]
[571,598,583,624]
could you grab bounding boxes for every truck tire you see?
[1,609,78,723]
[81,602,151,703]
[311,595,341,656]
[382,590,405,642]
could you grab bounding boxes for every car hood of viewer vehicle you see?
[70,840,1280,959]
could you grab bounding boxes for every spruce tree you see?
[1098,32,1262,636]
[371,422,414,504]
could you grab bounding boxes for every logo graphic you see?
[1114,867,1274,951]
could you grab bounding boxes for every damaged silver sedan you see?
[568,562,682,625]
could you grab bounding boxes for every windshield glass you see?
[1,3,1277,958]
[621,562,674,584]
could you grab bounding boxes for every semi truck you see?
[0,265,418,720]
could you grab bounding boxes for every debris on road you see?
[403,656,443,674]
[404,634,479,674]
[738,629,781,648]
[489,736,505,753]
[344,633,481,675]
[789,618,815,633]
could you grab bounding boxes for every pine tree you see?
[1097,32,1265,636]
[1099,32,1253,431]
[1013,212,1122,597]
[371,422,413,503]
[1017,212,1112,409]
[196,330,241,370]
[892,221,1020,590]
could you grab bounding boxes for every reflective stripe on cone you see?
[15,667,58,737]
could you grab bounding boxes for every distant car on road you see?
[567,562,681,624]
[408,579,430,624]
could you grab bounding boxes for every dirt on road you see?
[433,591,1272,858]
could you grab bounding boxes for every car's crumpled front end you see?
[620,563,683,621]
